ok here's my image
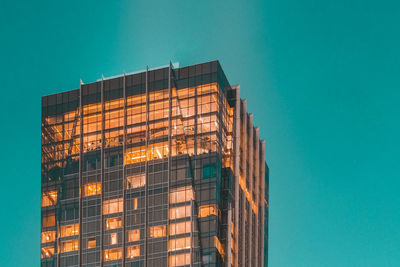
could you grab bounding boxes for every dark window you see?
[202,164,216,179]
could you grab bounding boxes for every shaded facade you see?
[41,61,268,267]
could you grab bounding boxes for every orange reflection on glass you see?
[149,225,166,238]
[103,198,123,215]
[126,245,140,259]
[60,239,79,253]
[198,204,218,218]
[105,217,122,230]
[59,224,79,237]
[104,248,122,261]
[84,182,101,196]
[41,190,57,207]
[41,246,54,259]
[41,231,56,243]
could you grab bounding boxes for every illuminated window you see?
[128,229,140,242]
[103,198,123,214]
[59,224,79,237]
[126,245,140,259]
[104,248,122,261]
[133,198,138,210]
[105,217,122,230]
[214,236,225,258]
[41,246,54,259]
[87,237,96,248]
[168,253,191,266]
[168,237,191,251]
[41,190,57,207]
[41,231,56,243]
[169,186,193,204]
[198,204,218,218]
[110,233,118,245]
[126,174,145,189]
[169,221,191,236]
[84,182,101,196]
[60,239,79,253]
[42,213,56,228]
[149,225,166,238]
[169,205,191,220]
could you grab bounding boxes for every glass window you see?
[105,217,122,230]
[42,213,55,228]
[168,253,191,266]
[169,186,193,204]
[198,204,218,218]
[60,239,79,253]
[169,205,191,220]
[169,221,191,236]
[41,190,58,207]
[214,236,225,258]
[103,198,123,214]
[168,236,191,251]
[132,198,138,210]
[87,237,96,248]
[126,174,146,189]
[128,229,140,242]
[84,182,101,196]
[59,224,79,237]
[149,225,166,238]
[202,164,216,179]
[110,233,118,245]
[41,246,54,259]
[104,248,122,261]
[126,245,140,259]
[41,231,56,243]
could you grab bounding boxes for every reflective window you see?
[60,239,79,253]
[87,237,96,248]
[126,174,145,189]
[128,229,140,242]
[126,245,140,259]
[169,221,191,236]
[41,190,57,207]
[110,233,118,245]
[104,248,122,261]
[41,246,54,259]
[169,205,191,220]
[168,236,191,251]
[149,225,166,238]
[84,182,101,196]
[105,217,122,230]
[42,213,55,228]
[103,198,123,214]
[59,224,79,237]
[198,204,218,218]
[41,231,56,243]
[169,186,193,204]
[168,253,191,266]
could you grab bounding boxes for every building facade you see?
[41,61,268,267]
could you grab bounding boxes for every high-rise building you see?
[41,60,268,267]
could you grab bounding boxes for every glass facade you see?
[41,60,268,267]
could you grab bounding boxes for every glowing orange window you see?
[41,231,56,243]
[41,246,54,259]
[87,237,96,248]
[42,213,55,228]
[126,174,146,189]
[41,190,58,207]
[169,221,191,236]
[126,245,140,259]
[104,248,122,261]
[128,229,140,242]
[84,182,101,196]
[198,204,218,218]
[59,224,79,237]
[168,236,191,251]
[105,217,122,230]
[60,240,79,253]
[103,198,123,214]
[149,225,166,238]
[168,253,191,266]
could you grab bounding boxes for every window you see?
[104,248,122,261]
[168,236,191,251]
[42,213,55,228]
[41,246,54,259]
[169,186,193,204]
[169,205,191,220]
[214,236,225,258]
[198,204,218,218]
[149,225,166,238]
[41,190,57,207]
[110,233,118,245]
[84,182,101,196]
[169,221,191,236]
[105,217,122,230]
[60,224,79,237]
[126,174,146,189]
[126,245,140,259]
[87,237,96,248]
[128,229,140,242]
[168,253,191,266]
[60,239,79,253]
[103,198,123,214]
[133,198,138,210]
[41,231,56,243]
[202,164,216,179]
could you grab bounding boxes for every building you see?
[41,60,268,267]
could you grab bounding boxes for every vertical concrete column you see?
[241,100,247,266]
[259,140,266,267]
[254,127,260,267]
[233,85,241,267]
[247,114,254,267]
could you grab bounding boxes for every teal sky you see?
[1,0,399,266]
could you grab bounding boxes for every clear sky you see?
[0,0,399,266]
